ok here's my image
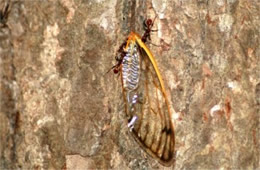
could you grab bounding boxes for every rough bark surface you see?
[0,0,259,169]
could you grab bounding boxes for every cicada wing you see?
[121,39,175,166]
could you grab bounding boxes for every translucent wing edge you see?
[121,32,176,166]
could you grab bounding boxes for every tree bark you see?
[0,0,259,169]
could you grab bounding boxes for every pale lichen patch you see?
[218,14,234,33]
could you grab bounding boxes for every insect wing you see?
[121,32,175,166]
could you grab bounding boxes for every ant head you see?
[143,15,157,30]
[113,68,119,74]
[146,19,153,27]
[144,19,153,29]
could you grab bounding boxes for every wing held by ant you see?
[109,17,175,166]
[107,16,158,75]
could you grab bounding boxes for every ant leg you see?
[105,66,114,74]
[152,15,158,25]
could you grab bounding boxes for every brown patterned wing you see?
[120,36,175,166]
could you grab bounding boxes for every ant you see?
[109,41,127,74]
[107,16,157,74]
[141,16,157,43]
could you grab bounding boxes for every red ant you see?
[108,41,127,74]
[107,16,157,74]
[141,16,157,43]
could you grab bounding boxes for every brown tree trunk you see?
[0,0,259,169]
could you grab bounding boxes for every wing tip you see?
[157,150,176,167]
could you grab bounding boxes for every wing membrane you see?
[121,32,175,166]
